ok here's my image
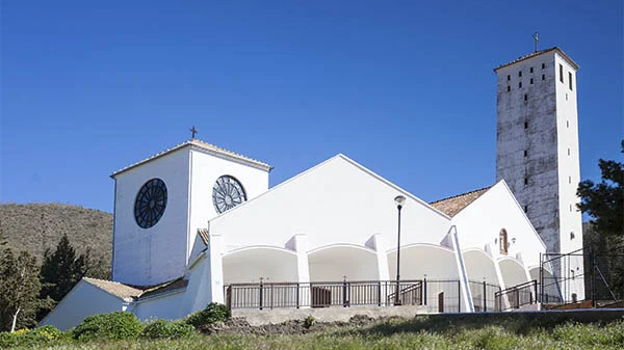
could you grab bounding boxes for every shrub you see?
[304,315,316,329]
[140,319,195,339]
[73,311,144,341]
[0,325,64,347]
[185,303,230,328]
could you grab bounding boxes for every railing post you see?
[377,281,382,306]
[533,280,537,305]
[259,279,264,310]
[515,288,519,309]
[270,283,274,310]
[343,277,348,307]
[423,277,427,306]
[483,281,487,312]
[296,283,300,309]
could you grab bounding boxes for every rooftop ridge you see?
[111,138,272,177]
[430,186,492,205]
[494,46,579,72]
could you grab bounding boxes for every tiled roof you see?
[83,277,143,300]
[429,187,491,217]
[84,277,188,300]
[111,138,272,177]
[197,228,210,247]
[494,47,579,72]
[139,278,188,299]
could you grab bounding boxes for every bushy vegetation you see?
[72,311,145,341]
[0,325,67,348]
[140,319,195,339]
[185,302,231,328]
[1,311,623,349]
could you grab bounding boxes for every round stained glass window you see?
[212,175,246,214]
[134,178,167,229]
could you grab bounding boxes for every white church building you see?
[42,46,584,330]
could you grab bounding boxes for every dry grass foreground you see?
[9,314,624,350]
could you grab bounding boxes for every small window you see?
[524,121,528,129]
[524,177,528,185]
[569,176,572,184]
[566,93,568,101]
[530,78,534,84]
[507,86,511,92]
[569,72,573,90]
[559,64,564,83]
[499,229,508,254]
[570,204,572,212]
[542,63,545,69]
[567,120,569,128]
[524,150,528,157]
[519,71,522,77]
[524,205,528,213]
[519,82,522,88]
[507,75,511,81]
[570,231,575,240]
[568,148,571,156]
[542,74,545,81]
[530,67,534,73]
[524,94,528,102]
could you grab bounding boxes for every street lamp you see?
[394,194,406,305]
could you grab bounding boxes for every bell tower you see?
[111,138,271,287]
[494,46,584,300]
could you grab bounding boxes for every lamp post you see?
[394,195,406,306]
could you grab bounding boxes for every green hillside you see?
[0,203,112,266]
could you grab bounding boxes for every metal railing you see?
[225,279,423,310]
[469,281,501,312]
[495,280,538,311]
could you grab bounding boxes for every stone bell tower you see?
[494,46,584,300]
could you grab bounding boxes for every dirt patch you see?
[200,314,397,335]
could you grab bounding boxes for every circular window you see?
[212,175,246,214]
[134,178,167,229]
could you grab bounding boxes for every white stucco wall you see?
[451,181,546,269]
[112,148,190,286]
[40,281,125,331]
[133,291,186,321]
[187,148,269,264]
[554,53,584,291]
[210,155,451,254]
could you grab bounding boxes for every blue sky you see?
[1,0,622,214]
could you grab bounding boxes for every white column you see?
[286,234,310,309]
[206,233,224,304]
[366,233,390,281]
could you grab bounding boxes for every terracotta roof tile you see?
[197,228,210,247]
[83,277,143,300]
[84,276,189,300]
[430,187,491,217]
[111,138,272,177]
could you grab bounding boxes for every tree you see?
[39,235,110,308]
[577,140,624,239]
[40,235,82,303]
[0,249,44,332]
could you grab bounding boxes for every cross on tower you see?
[532,32,539,52]
[190,126,198,139]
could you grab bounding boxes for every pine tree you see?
[0,249,43,332]
[40,235,80,302]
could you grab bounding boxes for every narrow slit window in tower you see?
[542,74,545,81]
[530,67,534,73]
[524,94,528,102]
[507,86,511,92]
[519,71,522,77]
[569,72,573,90]
[507,75,511,81]
[530,78,534,84]
[542,63,545,69]
[559,64,564,83]
[519,82,522,88]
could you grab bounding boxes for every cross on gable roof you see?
[111,139,272,177]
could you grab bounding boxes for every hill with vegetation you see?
[0,203,112,266]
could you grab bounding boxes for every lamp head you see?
[394,195,406,208]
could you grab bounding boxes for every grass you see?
[5,315,624,350]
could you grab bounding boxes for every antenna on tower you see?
[532,31,540,52]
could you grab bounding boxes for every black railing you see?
[469,281,501,312]
[226,280,423,310]
[495,280,538,311]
